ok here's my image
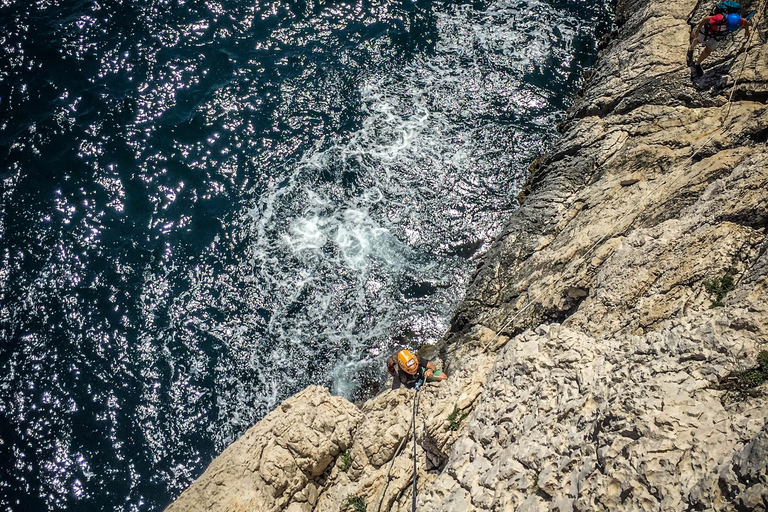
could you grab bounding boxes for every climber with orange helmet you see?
[388,349,447,390]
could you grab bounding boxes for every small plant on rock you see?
[344,495,366,512]
[339,449,352,472]
[758,350,768,373]
[703,273,735,308]
[447,407,470,431]
[739,368,766,388]
[738,350,768,389]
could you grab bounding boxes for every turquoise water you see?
[0,0,612,510]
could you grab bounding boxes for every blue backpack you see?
[712,1,741,15]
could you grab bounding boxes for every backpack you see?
[711,1,741,15]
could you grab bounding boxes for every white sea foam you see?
[210,0,603,445]
[284,216,328,252]
[1,0,611,507]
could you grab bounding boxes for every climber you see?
[687,2,750,77]
[388,349,447,390]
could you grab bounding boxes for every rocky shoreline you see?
[165,0,768,509]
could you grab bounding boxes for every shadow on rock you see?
[691,62,733,92]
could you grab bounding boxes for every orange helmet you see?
[397,350,419,375]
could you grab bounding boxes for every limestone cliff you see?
[165,0,768,509]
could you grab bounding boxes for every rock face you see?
[165,386,361,512]
[164,0,768,510]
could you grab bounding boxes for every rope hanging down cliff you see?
[374,383,423,512]
[691,0,764,159]
[482,2,765,353]
[411,382,421,512]
[723,0,766,119]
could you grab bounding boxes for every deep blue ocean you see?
[0,0,611,510]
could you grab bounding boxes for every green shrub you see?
[344,495,366,512]
[447,407,470,431]
[737,350,768,389]
[739,368,766,388]
[704,273,735,308]
[758,350,768,373]
[339,449,352,472]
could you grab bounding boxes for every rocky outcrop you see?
[165,0,768,510]
[165,386,361,512]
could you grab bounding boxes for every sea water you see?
[0,0,612,510]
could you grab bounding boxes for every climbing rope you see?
[723,0,767,119]
[373,383,423,512]
[482,5,766,353]
[411,383,421,512]
[374,423,410,512]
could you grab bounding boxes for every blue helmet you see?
[726,13,742,32]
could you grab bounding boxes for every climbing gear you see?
[726,12,742,31]
[398,349,419,375]
[693,63,704,76]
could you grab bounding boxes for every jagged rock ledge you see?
[165,0,768,510]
